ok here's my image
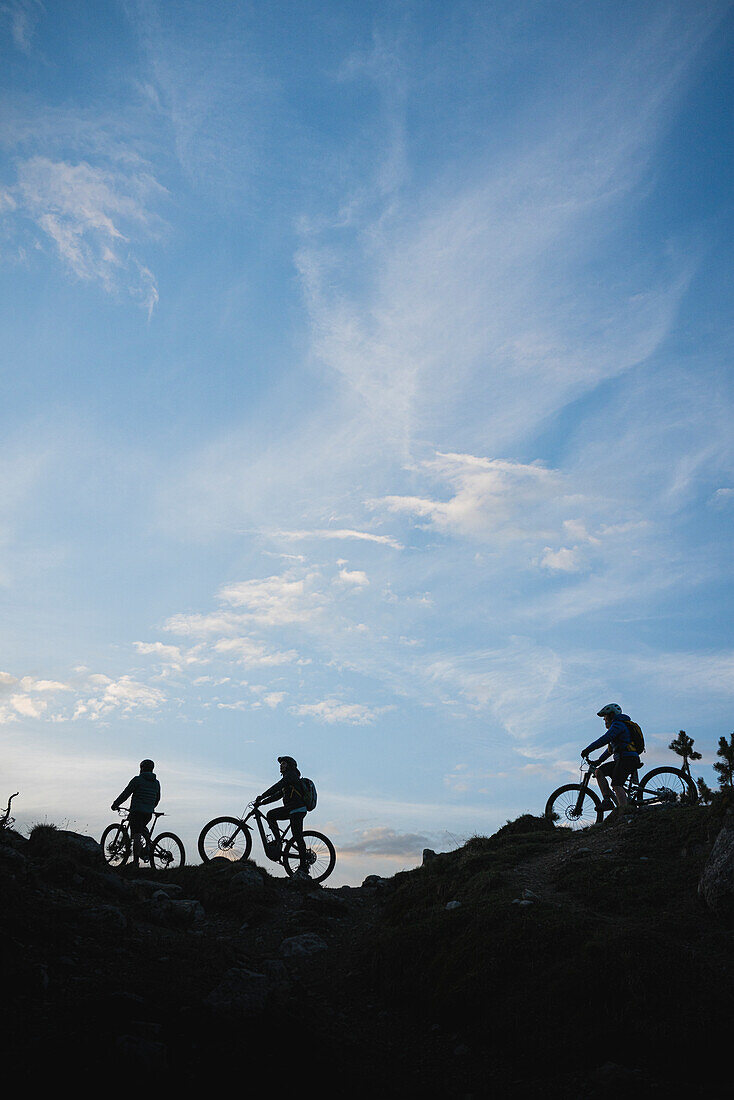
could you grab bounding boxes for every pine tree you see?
[696,777,714,805]
[668,730,702,776]
[713,733,734,792]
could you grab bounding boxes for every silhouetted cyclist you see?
[255,756,310,878]
[582,703,640,814]
[111,759,161,867]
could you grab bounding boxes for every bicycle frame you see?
[117,808,165,852]
[573,764,594,814]
[585,760,683,809]
[238,803,294,857]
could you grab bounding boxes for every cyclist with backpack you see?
[111,758,161,867]
[582,704,645,815]
[254,756,315,879]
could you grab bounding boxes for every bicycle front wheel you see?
[151,832,185,870]
[198,817,252,863]
[101,823,130,867]
[545,784,603,829]
[638,767,697,808]
[283,830,336,883]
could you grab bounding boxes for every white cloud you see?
[335,567,369,587]
[276,528,403,550]
[9,693,47,718]
[218,571,326,627]
[163,610,246,637]
[213,636,300,667]
[374,453,563,541]
[540,546,583,573]
[134,641,186,664]
[73,675,166,721]
[9,157,164,314]
[290,697,380,725]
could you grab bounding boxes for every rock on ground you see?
[698,813,734,918]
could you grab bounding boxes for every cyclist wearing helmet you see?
[582,704,640,814]
[255,756,310,878]
[111,759,161,866]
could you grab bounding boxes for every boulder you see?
[129,879,183,896]
[279,932,328,957]
[148,893,205,926]
[27,827,106,868]
[93,871,131,897]
[362,874,390,889]
[230,863,265,892]
[698,814,734,918]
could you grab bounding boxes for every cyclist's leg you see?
[266,807,290,848]
[129,811,152,865]
[594,761,615,805]
[289,809,308,870]
[611,757,636,809]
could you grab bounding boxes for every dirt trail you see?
[507,816,636,914]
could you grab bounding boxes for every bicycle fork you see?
[574,774,592,816]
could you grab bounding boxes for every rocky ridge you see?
[1,806,732,1097]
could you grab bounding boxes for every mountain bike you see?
[1,792,18,830]
[100,808,185,870]
[197,802,337,884]
[545,758,698,830]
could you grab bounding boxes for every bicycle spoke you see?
[545,784,601,830]
[198,817,251,863]
[282,830,336,882]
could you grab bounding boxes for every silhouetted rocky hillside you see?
[2,806,732,1096]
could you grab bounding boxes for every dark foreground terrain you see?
[2,804,732,1097]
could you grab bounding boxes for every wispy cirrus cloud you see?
[372,453,564,544]
[290,697,383,726]
[10,156,164,314]
[1,0,44,55]
[275,528,403,550]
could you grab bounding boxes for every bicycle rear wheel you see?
[545,784,603,829]
[198,817,252,863]
[637,767,697,807]
[283,830,336,883]
[151,831,185,870]
[101,823,130,867]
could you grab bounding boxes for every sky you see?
[1,0,733,885]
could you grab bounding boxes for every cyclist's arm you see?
[582,732,611,757]
[255,779,284,806]
[111,779,135,810]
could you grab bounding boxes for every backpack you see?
[624,720,645,756]
[299,777,317,812]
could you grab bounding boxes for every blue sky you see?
[1,0,733,884]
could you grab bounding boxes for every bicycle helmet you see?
[140,759,155,771]
[278,755,297,769]
[596,703,622,718]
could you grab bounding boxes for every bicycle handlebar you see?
[115,806,165,817]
